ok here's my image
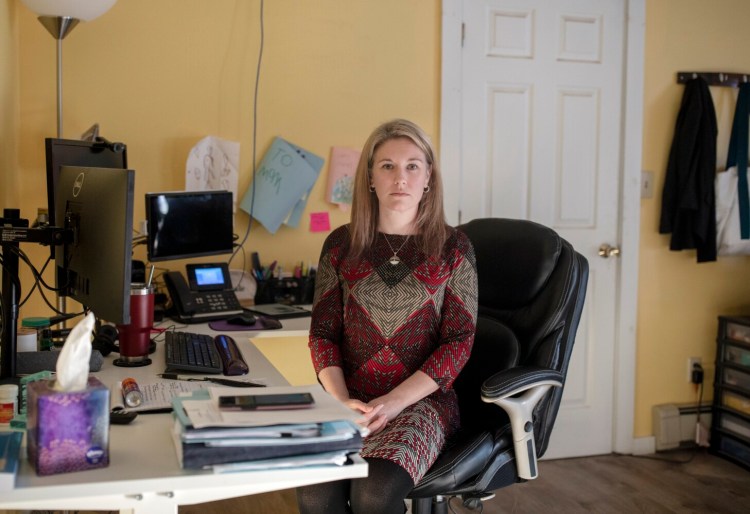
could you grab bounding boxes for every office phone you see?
[163,262,243,323]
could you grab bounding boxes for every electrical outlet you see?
[688,357,702,382]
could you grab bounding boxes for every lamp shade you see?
[20,0,117,22]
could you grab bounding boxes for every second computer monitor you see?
[145,190,234,262]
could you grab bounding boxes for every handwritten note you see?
[186,136,240,211]
[239,137,323,234]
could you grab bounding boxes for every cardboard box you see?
[27,377,109,475]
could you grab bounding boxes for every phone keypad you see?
[195,292,243,313]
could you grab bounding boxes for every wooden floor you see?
[5,449,748,513]
[176,448,750,514]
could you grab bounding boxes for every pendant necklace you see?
[383,233,409,265]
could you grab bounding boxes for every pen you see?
[158,373,266,388]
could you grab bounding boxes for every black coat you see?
[659,77,718,263]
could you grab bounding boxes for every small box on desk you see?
[26,377,110,476]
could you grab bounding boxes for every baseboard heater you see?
[652,403,712,451]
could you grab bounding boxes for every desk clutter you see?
[0,308,361,502]
[251,252,316,306]
[170,385,363,472]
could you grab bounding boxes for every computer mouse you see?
[226,313,257,326]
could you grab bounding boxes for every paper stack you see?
[170,385,363,472]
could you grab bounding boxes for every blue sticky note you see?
[240,137,323,234]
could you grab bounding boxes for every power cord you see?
[19,254,51,307]
[228,0,265,270]
[0,243,81,317]
[693,362,709,448]
[619,363,709,465]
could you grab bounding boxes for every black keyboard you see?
[164,331,223,374]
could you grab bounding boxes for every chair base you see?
[411,496,448,514]
[411,494,489,514]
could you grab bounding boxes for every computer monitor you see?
[145,190,234,262]
[45,138,127,227]
[55,165,135,324]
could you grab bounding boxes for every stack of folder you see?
[170,385,364,472]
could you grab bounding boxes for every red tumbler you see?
[114,283,154,367]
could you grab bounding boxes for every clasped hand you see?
[345,396,403,437]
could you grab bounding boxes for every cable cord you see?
[228,0,264,270]
[8,245,64,292]
[1,245,81,317]
[19,254,51,307]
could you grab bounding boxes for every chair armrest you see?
[480,366,563,480]
[481,366,563,401]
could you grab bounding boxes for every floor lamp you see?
[20,0,118,317]
[20,0,118,138]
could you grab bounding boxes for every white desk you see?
[0,319,366,514]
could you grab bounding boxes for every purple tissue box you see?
[27,376,110,476]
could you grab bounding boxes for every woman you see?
[297,119,478,513]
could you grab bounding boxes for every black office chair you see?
[408,218,589,513]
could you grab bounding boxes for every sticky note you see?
[310,212,331,233]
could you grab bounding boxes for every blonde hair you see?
[349,119,448,260]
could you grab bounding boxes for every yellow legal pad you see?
[251,335,317,386]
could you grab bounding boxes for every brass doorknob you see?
[598,244,621,258]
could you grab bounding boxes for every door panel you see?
[460,0,625,457]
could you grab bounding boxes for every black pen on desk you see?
[158,373,266,387]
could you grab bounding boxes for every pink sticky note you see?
[310,212,331,232]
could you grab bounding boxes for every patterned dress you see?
[309,224,478,483]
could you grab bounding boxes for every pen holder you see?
[27,377,110,475]
[255,276,315,305]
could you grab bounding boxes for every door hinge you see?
[461,22,465,47]
[458,210,463,225]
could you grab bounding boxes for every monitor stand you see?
[1,208,72,379]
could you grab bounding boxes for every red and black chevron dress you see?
[309,224,478,483]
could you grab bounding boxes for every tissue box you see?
[27,377,110,475]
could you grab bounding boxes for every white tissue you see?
[54,312,95,392]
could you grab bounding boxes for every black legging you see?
[296,457,413,514]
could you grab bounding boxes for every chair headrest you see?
[458,218,561,310]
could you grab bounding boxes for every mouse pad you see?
[209,316,282,332]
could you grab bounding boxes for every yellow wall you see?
[5,0,750,443]
[638,0,750,437]
[1,0,19,207]
[13,0,440,317]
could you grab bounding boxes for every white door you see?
[446,0,631,458]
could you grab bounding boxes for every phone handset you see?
[164,271,197,317]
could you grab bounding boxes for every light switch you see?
[641,170,654,199]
